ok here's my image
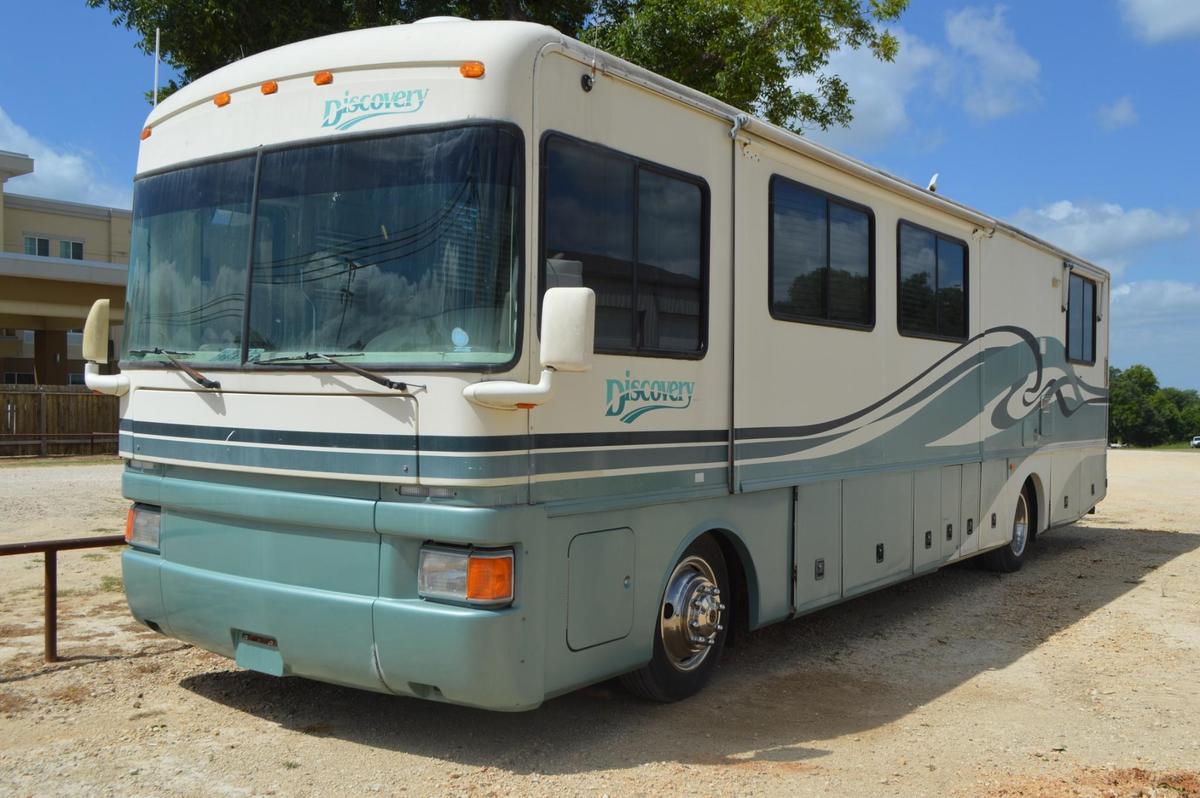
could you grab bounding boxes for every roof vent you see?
[413,16,470,24]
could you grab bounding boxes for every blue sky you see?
[1,0,1198,388]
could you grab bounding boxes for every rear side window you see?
[1066,271,1097,364]
[769,177,874,328]
[541,135,707,357]
[897,221,968,340]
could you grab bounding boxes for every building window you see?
[770,177,874,328]
[1066,271,1097,364]
[897,221,968,340]
[24,236,50,257]
[3,372,36,385]
[541,135,707,357]
[59,240,84,260]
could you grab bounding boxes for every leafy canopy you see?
[87,0,908,132]
[1109,365,1200,447]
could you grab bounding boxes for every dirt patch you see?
[987,767,1200,797]
[0,691,32,716]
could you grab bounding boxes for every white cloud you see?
[1110,280,1200,389]
[1119,0,1200,43]
[799,30,945,153]
[1096,96,1138,130]
[1010,200,1191,274]
[0,106,131,208]
[945,5,1040,120]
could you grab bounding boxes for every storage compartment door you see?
[959,462,982,557]
[913,468,942,573]
[843,473,914,597]
[567,528,636,650]
[940,465,962,559]
[794,481,842,612]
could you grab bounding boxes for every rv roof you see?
[147,19,1106,279]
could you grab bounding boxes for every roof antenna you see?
[153,27,160,107]
[926,172,939,193]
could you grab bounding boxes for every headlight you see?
[417,545,514,607]
[124,504,161,551]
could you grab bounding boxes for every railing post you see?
[44,549,58,663]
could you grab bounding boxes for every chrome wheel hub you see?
[660,555,725,672]
[1011,491,1030,557]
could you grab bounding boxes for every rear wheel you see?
[621,535,729,702]
[982,483,1034,572]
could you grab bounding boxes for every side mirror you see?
[83,299,110,364]
[539,287,594,373]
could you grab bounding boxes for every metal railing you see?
[0,535,127,662]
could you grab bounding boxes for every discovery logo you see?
[605,371,695,423]
[321,88,429,131]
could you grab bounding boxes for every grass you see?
[1150,441,1200,451]
[99,575,123,592]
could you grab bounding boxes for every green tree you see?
[87,0,908,132]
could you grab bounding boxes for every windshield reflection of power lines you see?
[250,179,492,286]
[142,292,244,327]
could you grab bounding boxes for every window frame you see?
[59,239,85,260]
[24,235,50,257]
[537,131,711,360]
[895,219,971,343]
[1065,268,1098,366]
[767,174,876,332]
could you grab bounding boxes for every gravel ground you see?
[1,450,1198,797]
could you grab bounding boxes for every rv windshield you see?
[123,124,522,367]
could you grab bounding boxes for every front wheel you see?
[620,535,729,702]
[982,483,1034,572]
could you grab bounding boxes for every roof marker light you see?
[314,71,333,85]
[214,92,231,107]
[261,80,278,95]
[140,127,152,141]
[460,61,485,79]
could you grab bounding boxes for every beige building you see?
[0,149,129,385]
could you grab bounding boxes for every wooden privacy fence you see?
[0,385,119,457]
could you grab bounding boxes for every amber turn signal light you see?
[466,553,514,602]
[460,61,485,79]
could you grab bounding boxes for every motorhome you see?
[84,18,1109,710]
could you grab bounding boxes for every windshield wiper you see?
[128,348,221,390]
[252,352,422,392]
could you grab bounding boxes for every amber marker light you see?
[466,551,514,603]
[260,80,278,95]
[214,91,231,107]
[124,507,136,544]
[460,61,485,79]
[140,127,152,140]
[314,70,334,85]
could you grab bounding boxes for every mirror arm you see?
[84,362,130,397]
[462,368,555,410]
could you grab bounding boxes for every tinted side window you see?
[897,221,968,340]
[637,169,704,352]
[770,178,873,327]
[542,136,707,356]
[1067,271,1097,364]
[543,139,636,350]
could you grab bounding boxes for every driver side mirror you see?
[83,299,111,364]
[540,287,594,373]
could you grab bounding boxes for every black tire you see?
[982,482,1035,573]
[621,535,730,702]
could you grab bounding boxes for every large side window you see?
[541,136,707,357]
[897,221,968,340]
[1067,271,1097,364]
[769,177,873,328]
